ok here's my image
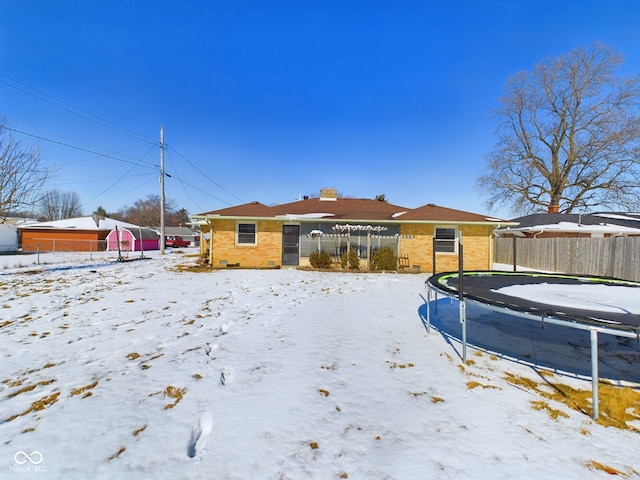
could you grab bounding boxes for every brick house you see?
[192,189,513,271]
[495,213,640,238]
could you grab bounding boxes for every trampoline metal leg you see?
[460,300,467,363]
[591,329,599,421]
[426,288,431,333]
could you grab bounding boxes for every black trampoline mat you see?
[428,271,640,332]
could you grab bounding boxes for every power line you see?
[167,144,245,203]
[1,21,247,214]
[165,147,232,208]
[81,143,158,208]
[5,126,158,170]
[0,20,154,144]
[0,72,153,144]
[165,147,207,212]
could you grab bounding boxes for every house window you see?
[236,222,256,245]
[434,227,457,253]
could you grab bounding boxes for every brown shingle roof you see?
[198,199,508,223]
[270,197,408,220]
[399,203,501,222]
[199,202,275,217]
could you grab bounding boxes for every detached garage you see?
[19,216,158,253]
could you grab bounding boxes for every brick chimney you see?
[319,188,338,201]
[548,204,559,213]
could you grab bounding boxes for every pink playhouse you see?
[106,226,159,252]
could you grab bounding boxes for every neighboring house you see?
[150,226,198,247]
[19,216,159,252]
[192,188,513,271]
[0,217,38,253]
[105,226,160,252]
[495,213,640,238]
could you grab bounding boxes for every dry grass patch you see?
[505,372,640,430]
[504,372,539,391]
[7,392,61,422]
[163,386,186,410]
[585,460,636,477]
[107,446,126,460]
[531,400,569,420]
[8,379,56,398]
[133,425,147,436]
[3,378,23,387]
[70,379,99,398]
[386,361,415,370]
[467,381,499,390]
[409,391,445,403]
[174,263,215,273]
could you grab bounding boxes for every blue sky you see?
[2,1,639,219]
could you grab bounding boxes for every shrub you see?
[309,251,333,269]
[196,250,210,265]
[370,246,397,270]
[340,249,360,270]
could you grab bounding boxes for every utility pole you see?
[160,125,165,254]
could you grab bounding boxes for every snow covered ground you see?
[1,251,639,479]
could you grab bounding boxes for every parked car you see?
[166,236,191,248]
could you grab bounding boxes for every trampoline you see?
[424,270,640,420]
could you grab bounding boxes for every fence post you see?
[611,237,617,278]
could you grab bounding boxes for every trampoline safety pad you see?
[427,271,640,334]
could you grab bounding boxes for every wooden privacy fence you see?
[494,236,640,282]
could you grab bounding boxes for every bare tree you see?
[0,118,48,220]
[39,189,83,221]
[477,43,640,214]
[167,207,190,227]
[113,194,186,227]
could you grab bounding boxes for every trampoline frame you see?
[424,270,640,421]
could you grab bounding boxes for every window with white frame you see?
[434,227,457,253]
[236,222,256,245]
